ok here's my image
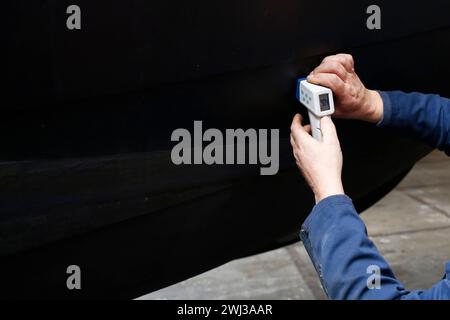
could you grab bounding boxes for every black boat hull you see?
[2,1,450,298]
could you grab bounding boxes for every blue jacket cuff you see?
[301,194,353,236]
[377,91,393,127]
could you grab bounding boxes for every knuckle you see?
[290,140,295,148]
[343,53,353,61]
[338,53,352,61]
[327,60,339,69]
[322,55,334,64]
[330,73,340,85]
[331,62,347,77]
[335,53,354,70]
[345,54,355,67]
[291,121,299,131]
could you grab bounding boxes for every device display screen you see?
[319,94,330,111]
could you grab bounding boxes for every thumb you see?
[320,116,338,142]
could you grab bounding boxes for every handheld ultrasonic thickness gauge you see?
[296,79,335,141]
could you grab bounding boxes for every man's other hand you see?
[307,54,384,123]
[290,114,344,204]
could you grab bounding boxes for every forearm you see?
[300,195,450,300]
[300,195,409,300]
[378,91,450,155]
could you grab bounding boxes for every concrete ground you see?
[140,150,450,300]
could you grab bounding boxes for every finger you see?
[290,133,297,147]
[290,115,312,138]
[290,134,300,160]
[322,54,354,72]
[290,113,303,134]
[307,73,345,93]
[311,60,348,82]
[290,114,314,145]
[320,116,338,143]
[303,124,311,134]
[290,134,304,164]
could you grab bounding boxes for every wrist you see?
[362,89,384,123]
[314,183,345,204]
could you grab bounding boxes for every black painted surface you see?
[1,1,450,298]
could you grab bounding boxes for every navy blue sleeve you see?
[378,91,450,155]
[300,194,450,300]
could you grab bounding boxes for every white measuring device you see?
[296,79,335,141]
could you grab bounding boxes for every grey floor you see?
[139,150,450,300]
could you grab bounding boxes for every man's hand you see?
[290,114,344,203]
[307,54,384,123]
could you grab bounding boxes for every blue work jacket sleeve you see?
[378,91,450,155]
[300,195,450,300]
